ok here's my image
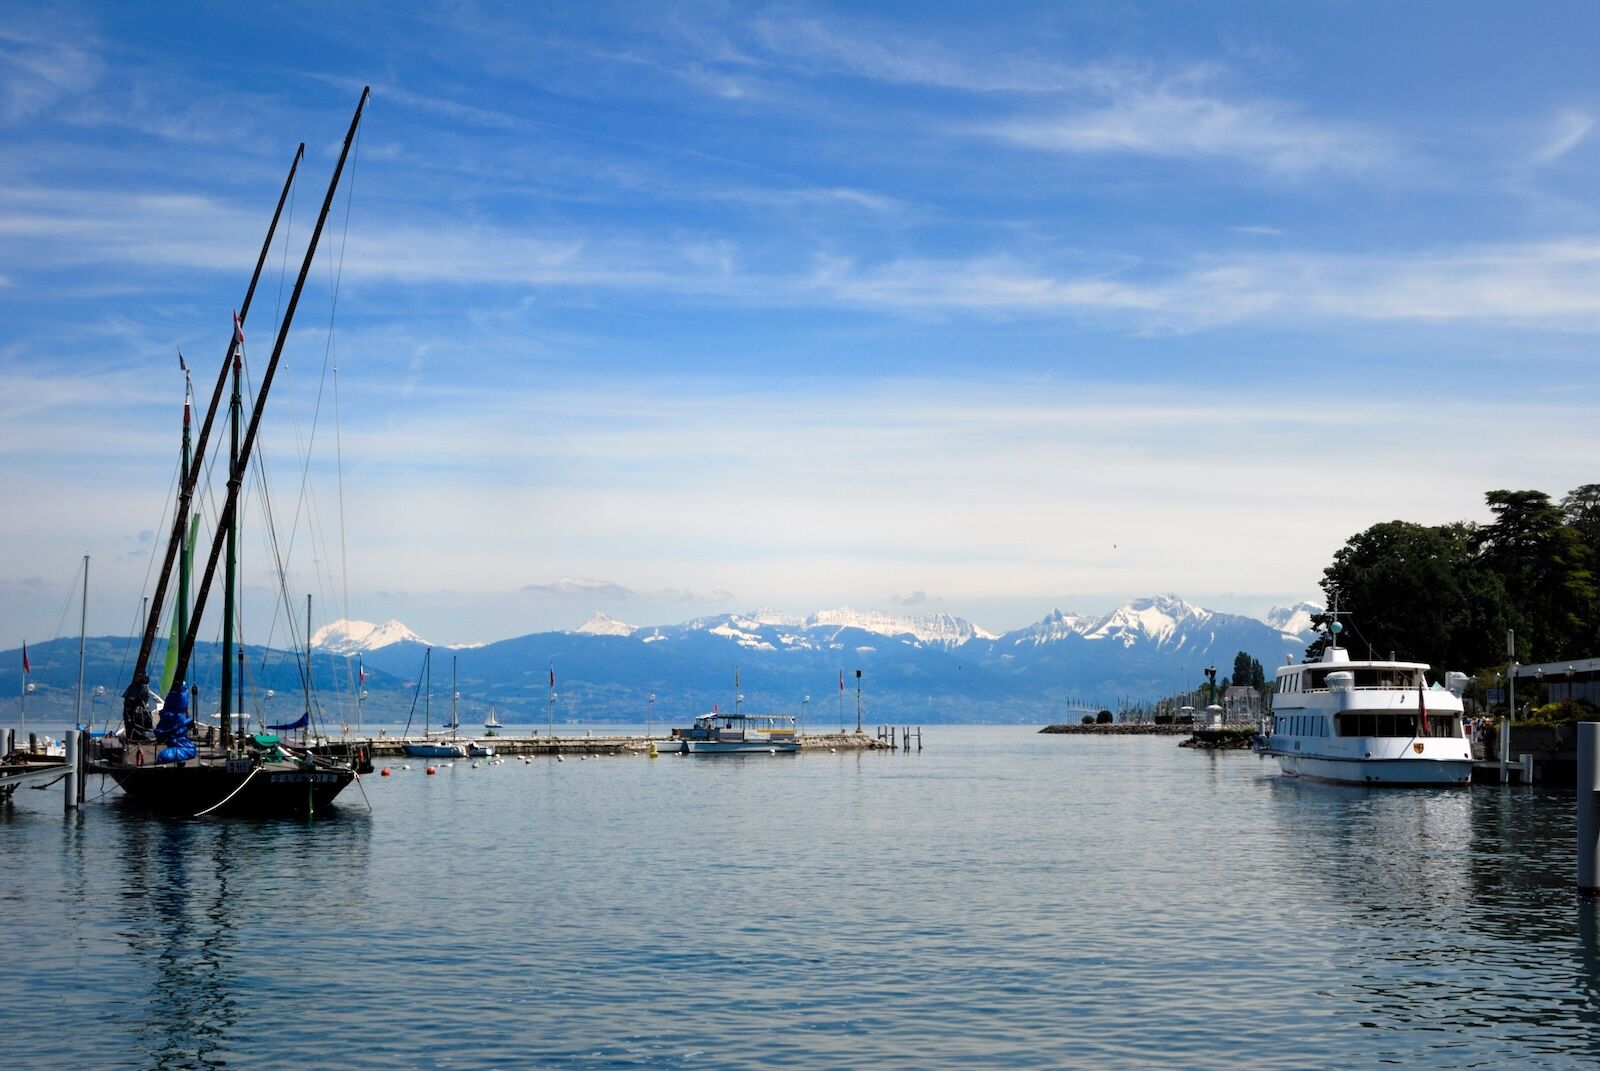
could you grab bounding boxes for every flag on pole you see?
[233,309,244,345]
[549,667,555,689]
[1418,681,1429,736]
[839,670,844,692]
[21,642,29,674]
[358,660,366,686]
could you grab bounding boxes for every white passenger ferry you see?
[1258,624,1473,786]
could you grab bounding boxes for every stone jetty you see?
[363,731,890,758]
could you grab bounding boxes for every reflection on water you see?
[2,798,372,1070]
[2,730,1599,1069]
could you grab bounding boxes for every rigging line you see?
[333,362,356,709]
[192,764,260,817]
[322,121,361,719]
[46,556,82,650]
[271,164,298,346]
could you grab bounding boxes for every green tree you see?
[1231,650,1253,685]
[1310,520,1507,672]
[1477,490,1595,661]
[1562,483,1600,648]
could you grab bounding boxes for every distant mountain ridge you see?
[317,595,1319,657]
[289,595,1321,723]
[5,595,1321,725]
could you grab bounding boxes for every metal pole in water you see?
[1580,722,1599,894]
[1503,630,1515,784]
[64,730,78,811]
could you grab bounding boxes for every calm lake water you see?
[3,726,1597,1069]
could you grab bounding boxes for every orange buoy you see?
[426,766,437,775]
[380,768,392,777]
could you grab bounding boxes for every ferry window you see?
[1424,716,1459,739]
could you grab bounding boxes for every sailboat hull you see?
[94,760,355,816]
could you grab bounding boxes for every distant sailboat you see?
[402,648,466,759]
[484,704,502,735]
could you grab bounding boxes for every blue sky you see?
[4,1,1599,647]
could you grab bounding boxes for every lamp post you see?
[855,669,863,735]
[801,694,809,735]
[647,692,655,738]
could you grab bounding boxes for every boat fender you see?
[380,768,391,777]
[426,766,437,775]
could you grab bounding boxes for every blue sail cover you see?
[266,712,309,731]
[154,683,197,763]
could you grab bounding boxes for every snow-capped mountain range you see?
[306,595,1321,724]
[1,596,1321,725]
[320,595,1319,657]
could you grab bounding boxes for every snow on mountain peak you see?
[576,611,636,636]
[1266,602,1323,639]
[1010,608,1093,645]
[311,618,429,653]
[1083,594,1210,648]
[807,608,995,647]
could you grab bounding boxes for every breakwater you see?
[1038,723,1192,735]
[363,731,890,757]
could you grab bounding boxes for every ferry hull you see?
[684,740,799,754]
[1274,752,1472,786]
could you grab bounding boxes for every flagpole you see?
[18,642,25,731]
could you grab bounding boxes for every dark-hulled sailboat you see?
[91,89,370,817]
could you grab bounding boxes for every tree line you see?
[1308,485,1599,674]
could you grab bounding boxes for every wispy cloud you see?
[0,19,103,123]
[981,76,1391,176]
[522,577,634,599]
[1531,109,1594,165]
[747,14,1118,94]
[519,577,732,605]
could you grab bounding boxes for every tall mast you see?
[122,144,305,736]
[451,655,458,736]
[178,388,191,678]
[169,88,369,697]
[75,555,87,729]
[304,593,313,735]
[221,351,241,742]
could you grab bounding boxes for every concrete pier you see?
[364,731,890,759]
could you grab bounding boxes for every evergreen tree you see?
[1477,490,1595,661]
[1232,650,1253,686]
[1310,520,1506,672]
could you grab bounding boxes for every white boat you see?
[1257,620,1472,786]
[667,711,799,754]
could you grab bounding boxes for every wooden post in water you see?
[1580,722,1599,895]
